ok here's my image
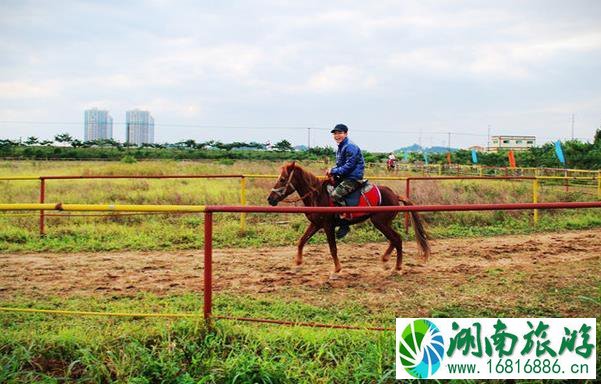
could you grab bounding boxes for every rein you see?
[282,187,319,204]
[271,168,321,205]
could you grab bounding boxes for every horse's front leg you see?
[323,222,341,273]
[296,222,320,266]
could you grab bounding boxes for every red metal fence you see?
[1,201,600,330]
[199,201,601,327]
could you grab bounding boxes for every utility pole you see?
[487,125,491,151]
[447,132,451,151]
[571,114,575,140]
[307,127,311,149]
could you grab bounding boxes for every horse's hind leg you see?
[382,242,394,263]
[370,215,404,271]
[296,222,320,266]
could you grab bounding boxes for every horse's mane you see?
[282,162,323,189]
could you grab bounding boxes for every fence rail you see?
[1,201,601,329]
[1,170,600,234]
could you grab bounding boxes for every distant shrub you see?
[219,158,235,166]
[121,155,137,164]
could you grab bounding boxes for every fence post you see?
[39,178,46,236]
[533,179,539,224]
[240,177,247,232]
[597,171,601,200]
[404,178,411,233]
[204,211,213,322]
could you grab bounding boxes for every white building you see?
[126,109,154,145]
[488,135,536,152]
[84,109,113,141]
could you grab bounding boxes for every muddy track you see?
[1,230,599,310]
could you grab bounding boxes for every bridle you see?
[271,168,320,204]
[270,168,296,199]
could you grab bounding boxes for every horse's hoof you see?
[328,272,342,281]
[292,265,302,273]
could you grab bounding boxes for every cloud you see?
[1,1,601,148]
[306,65,377,93]
[0,80,61,99]
[144,98,203,118]
[386,29,601,79]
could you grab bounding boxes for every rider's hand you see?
[325,169,331,177]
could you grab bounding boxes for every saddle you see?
[327,181,382,219]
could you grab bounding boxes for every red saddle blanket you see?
[329,184,383,219]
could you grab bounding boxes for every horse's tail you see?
[399,196,431,261]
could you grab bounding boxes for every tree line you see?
[0,133,334,162]
[1,130,600,169]
[3,134,298,151]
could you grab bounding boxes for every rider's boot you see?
[336,218,351,239]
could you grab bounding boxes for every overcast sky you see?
[1,0,600,151]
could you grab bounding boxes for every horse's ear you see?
[290,161,296,168]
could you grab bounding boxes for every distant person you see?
[387,152,397,171]
[326,124,365,238]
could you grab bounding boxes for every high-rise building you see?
[126,109,154,145]
[84,108,113,141]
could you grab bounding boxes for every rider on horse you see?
[387,152,397,170]
[326,123,365,239]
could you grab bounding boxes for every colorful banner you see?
[508,150,516,168]
[471,149,478,164]
[554,141,566,165]
[446,152,452,165]
[403,152,409,162]
[423,151,429,165]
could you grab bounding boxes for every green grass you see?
[0,294,395,383]
[1,293,598,383]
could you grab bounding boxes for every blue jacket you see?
[330,137,365,180]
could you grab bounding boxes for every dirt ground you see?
[1,229,599,316]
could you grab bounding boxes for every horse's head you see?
[267,162,298,206]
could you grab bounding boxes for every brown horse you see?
[267,162,430,273]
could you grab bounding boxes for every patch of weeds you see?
[485,268,503,276]
[512,305,560,317]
